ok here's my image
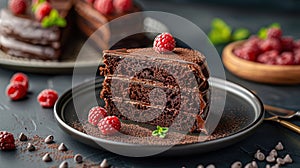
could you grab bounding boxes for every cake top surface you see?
[104,48,207,64]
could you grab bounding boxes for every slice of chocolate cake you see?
[99,47,211,133]
[0,0,73,60]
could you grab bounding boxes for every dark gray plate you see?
[54,77,264,157]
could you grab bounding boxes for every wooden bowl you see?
[222,41,300,85]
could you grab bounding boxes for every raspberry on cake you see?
[99,33,211,133]
[0,0,73,60]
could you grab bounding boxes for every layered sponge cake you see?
[0,0,73,60]
[99,47,211,133]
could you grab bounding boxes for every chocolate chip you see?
[283,154,293,163]
[269,149,278,157]
[100,159,109,168]
[266,155,275,163]
[265,164,271,168]
[74,154,83,164]
[256,152,266,161]
[26,143,35,151]
[42,153,52,162]
[276,157,285,165]
[244,162,253,168]
[19,133,28,141]
[44,135,54,144]
[206,164,215,168]
[196,164,204,168]
[231,161,242,168]
[59,161,68,168]
[58,143,68,151]
[275,142,284,150]
[251,161,258,168]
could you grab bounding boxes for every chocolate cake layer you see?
[105,98,206,133]
[100,76,210,113]
[100,48,210,133]
[0,0,73,60]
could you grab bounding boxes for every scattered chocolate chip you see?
[42,153,52,162]
[275,142,284,150]
[251,161,258,168]
[244,162,253,168]
[283,154,293,163]
[59,161,68,168]
[196,164,204,168]
[265,164,271,168]
[44,135,54,144]
[266,155,275,163]
[26,143,35,151]
[58,143,68,151]
[19,132,28,141]
[74,154,83,164]
[269,149,278,157]
[206,164,215,168]
[100,159,110,168]
[231,161,242,168]
[276,157,285,165]
[254,150,265,161]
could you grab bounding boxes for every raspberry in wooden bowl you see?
[222,28,300,85]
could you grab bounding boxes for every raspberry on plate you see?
[98,116,121,135]
[233,46,258,61]
[281,37,294,51]
[88,106,108,126]
[267,27,282,39]
[257,50,278,65]
[259,38,282,52]
[276,52,294,65]
[37,89,58,108]
[0,131,16,151]
[153,32,176,53]
[35,2,52,21]
[6,82,27,101]
[94,0,114,15]
[113,0,133,13]
[9,0,27,15]
[10,72,29,90]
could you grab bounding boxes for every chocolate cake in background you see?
[0,0,73,60]
[74,0,148,50]
[99,48,211,133]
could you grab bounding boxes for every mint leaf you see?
[41,9,67,28]
[209,18,232,45]
[56,18,67,27]
[152,126,169,138]
[232,28,250,41]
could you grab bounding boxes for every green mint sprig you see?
[152,126,169,138]
[208,18,250,45]
[41,9,67,28]
[257,23,281,39]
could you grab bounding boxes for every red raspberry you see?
[98,116,121,135]
[94,0,114,15]
[6,82,27,101]
[0,131,16,151]
[37,89,58,108]
[257,50,279,65]
[88,106,108,126]
[10,72,29,90]
[267,28,282,39]
[35,2,52,21]
[294,49,300,64]
[113,0,133,13]
[259,38,282,52]
[233,46,258,62]
[8,0,27,15]
[153,33,176,53]
[281,37,294,51]
[276,52,294,65]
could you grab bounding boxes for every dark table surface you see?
[1,0,300,167]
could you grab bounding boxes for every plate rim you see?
[54,77,264,154]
